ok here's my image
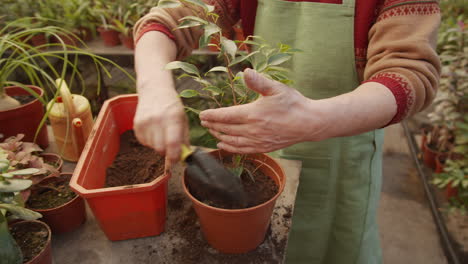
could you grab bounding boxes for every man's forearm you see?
[135,31,177,96]
[310,82,397,140]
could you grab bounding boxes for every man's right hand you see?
[134,31,188,165]
[134,86,189,165]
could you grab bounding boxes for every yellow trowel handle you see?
[180,144,193,162]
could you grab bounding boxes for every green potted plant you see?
[0,18,134,148]
[34,0,94,46]
[93,0,124,46]
[425,17,466,170]
[0,151,52,264]
[432,158,468,211]
[0,134,86,234]
[156,0,299,253]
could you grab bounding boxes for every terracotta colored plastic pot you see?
[54,33,81,46]
[182,149,285,254]
[420,132,427,152]
[445,182,459,200]
[10,220,52,264]
[31,34,47,46]
[98,27,121,46]
[1,86,48,148]
[70,94,170,241]
[40,153,63,172]
[119,33,134,50]
[422,143,448,171]
[79,27,94,42]
[29,173,86,234]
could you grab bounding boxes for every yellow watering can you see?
[47,79,93,161]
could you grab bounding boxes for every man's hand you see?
[133,87,189,164]
[133,31,189,165]
[199,69,327,154]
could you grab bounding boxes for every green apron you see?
[254,0,384,263]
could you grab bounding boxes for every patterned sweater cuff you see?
[364,73,413,126]
[134,22,176,44]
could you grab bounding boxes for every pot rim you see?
[3,86,44,113]
[10,219,51,264]
[182,151,285,214]
[39,153,63,170]
[28,173,81,212]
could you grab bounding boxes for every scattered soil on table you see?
[166,192,291,264]
[27,175,76,209]
[105,130,165,187]
[10,222,49,263]
[187,156,279,209]
[11,94,35,105]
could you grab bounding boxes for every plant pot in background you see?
[53,33,81,46]
[98,27,121,46]
[119,33,134,50]
[10,220,52,264]
[423,142,448,170]
[1,86,48,148]
[78,27,94,42]
[28,173,86,234]
[31,34,47,47]
[39,153,63,173]
[182,149,285,254]
[70,94,170,241]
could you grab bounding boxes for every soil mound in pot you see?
[10,222,49,263]
[188,157,278,209]
[105,130,165,187]
[27,175,76,209]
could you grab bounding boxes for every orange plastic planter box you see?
[70,94,170,241]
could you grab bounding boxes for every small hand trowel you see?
[181,145,248,208]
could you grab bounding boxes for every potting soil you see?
[10,223,49,263]
[105,130,165,187]
[188,158,278,209]
[26,180,76,210]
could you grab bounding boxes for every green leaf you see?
[194,78,211,86]
[267,53,292,66]
[184,106,201,115]
[157,0,182,8]
[179,16,208,25]
[207,66,227,73]
[203,86,222,95]
[10,168,40,176]
[2,173,13,179]
[0,161,9,172]
[228,166,243,178]
[228,51,260,67]
[199,23,221,48]
[179,89,199,98]
[0,204,41,221]
[165,61,199,76]
[177,20,204,29]
[221,37,237,60]
[0,179,32,193]
[0,216,23,264]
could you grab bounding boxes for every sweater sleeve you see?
[363,0,441,125]
[133,0,240,60]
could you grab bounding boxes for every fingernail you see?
[199,111,207,120]
[217,142,224,149]
[201,120,208,127]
